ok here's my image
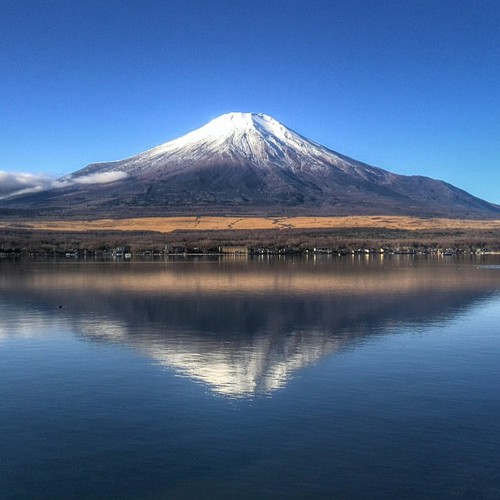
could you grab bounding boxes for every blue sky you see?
[1,0,499,203]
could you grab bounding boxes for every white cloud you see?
[0,170,129,199]
[0,171,54,199]
[71,171,129,185]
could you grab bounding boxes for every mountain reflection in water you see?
[1,256,499,397]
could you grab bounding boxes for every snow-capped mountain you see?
[2,112,499,216]
[72,112,393,181]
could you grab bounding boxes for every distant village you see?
[2,242,498,259]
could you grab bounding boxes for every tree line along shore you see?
[1,226,500,257]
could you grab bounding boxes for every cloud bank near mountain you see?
[55,171,129,187]
[0,171,54,199]
[70,171,129,185]
[0,170,128,199]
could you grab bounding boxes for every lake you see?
[1,255,500,499]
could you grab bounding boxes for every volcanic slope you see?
[3,112,499,217]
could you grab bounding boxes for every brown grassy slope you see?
[2,215,500,233]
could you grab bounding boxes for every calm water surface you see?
[1,255,500,499]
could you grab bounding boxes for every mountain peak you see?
[198,112,266,136]
[171,112,282,143]
[142,111,301,162]
[208,111,267,128]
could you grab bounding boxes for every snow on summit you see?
[100,111,355,175]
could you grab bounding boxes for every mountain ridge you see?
[2,112,499,218]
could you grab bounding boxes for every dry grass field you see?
[2,215,500,254]
[3,215,500,234]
